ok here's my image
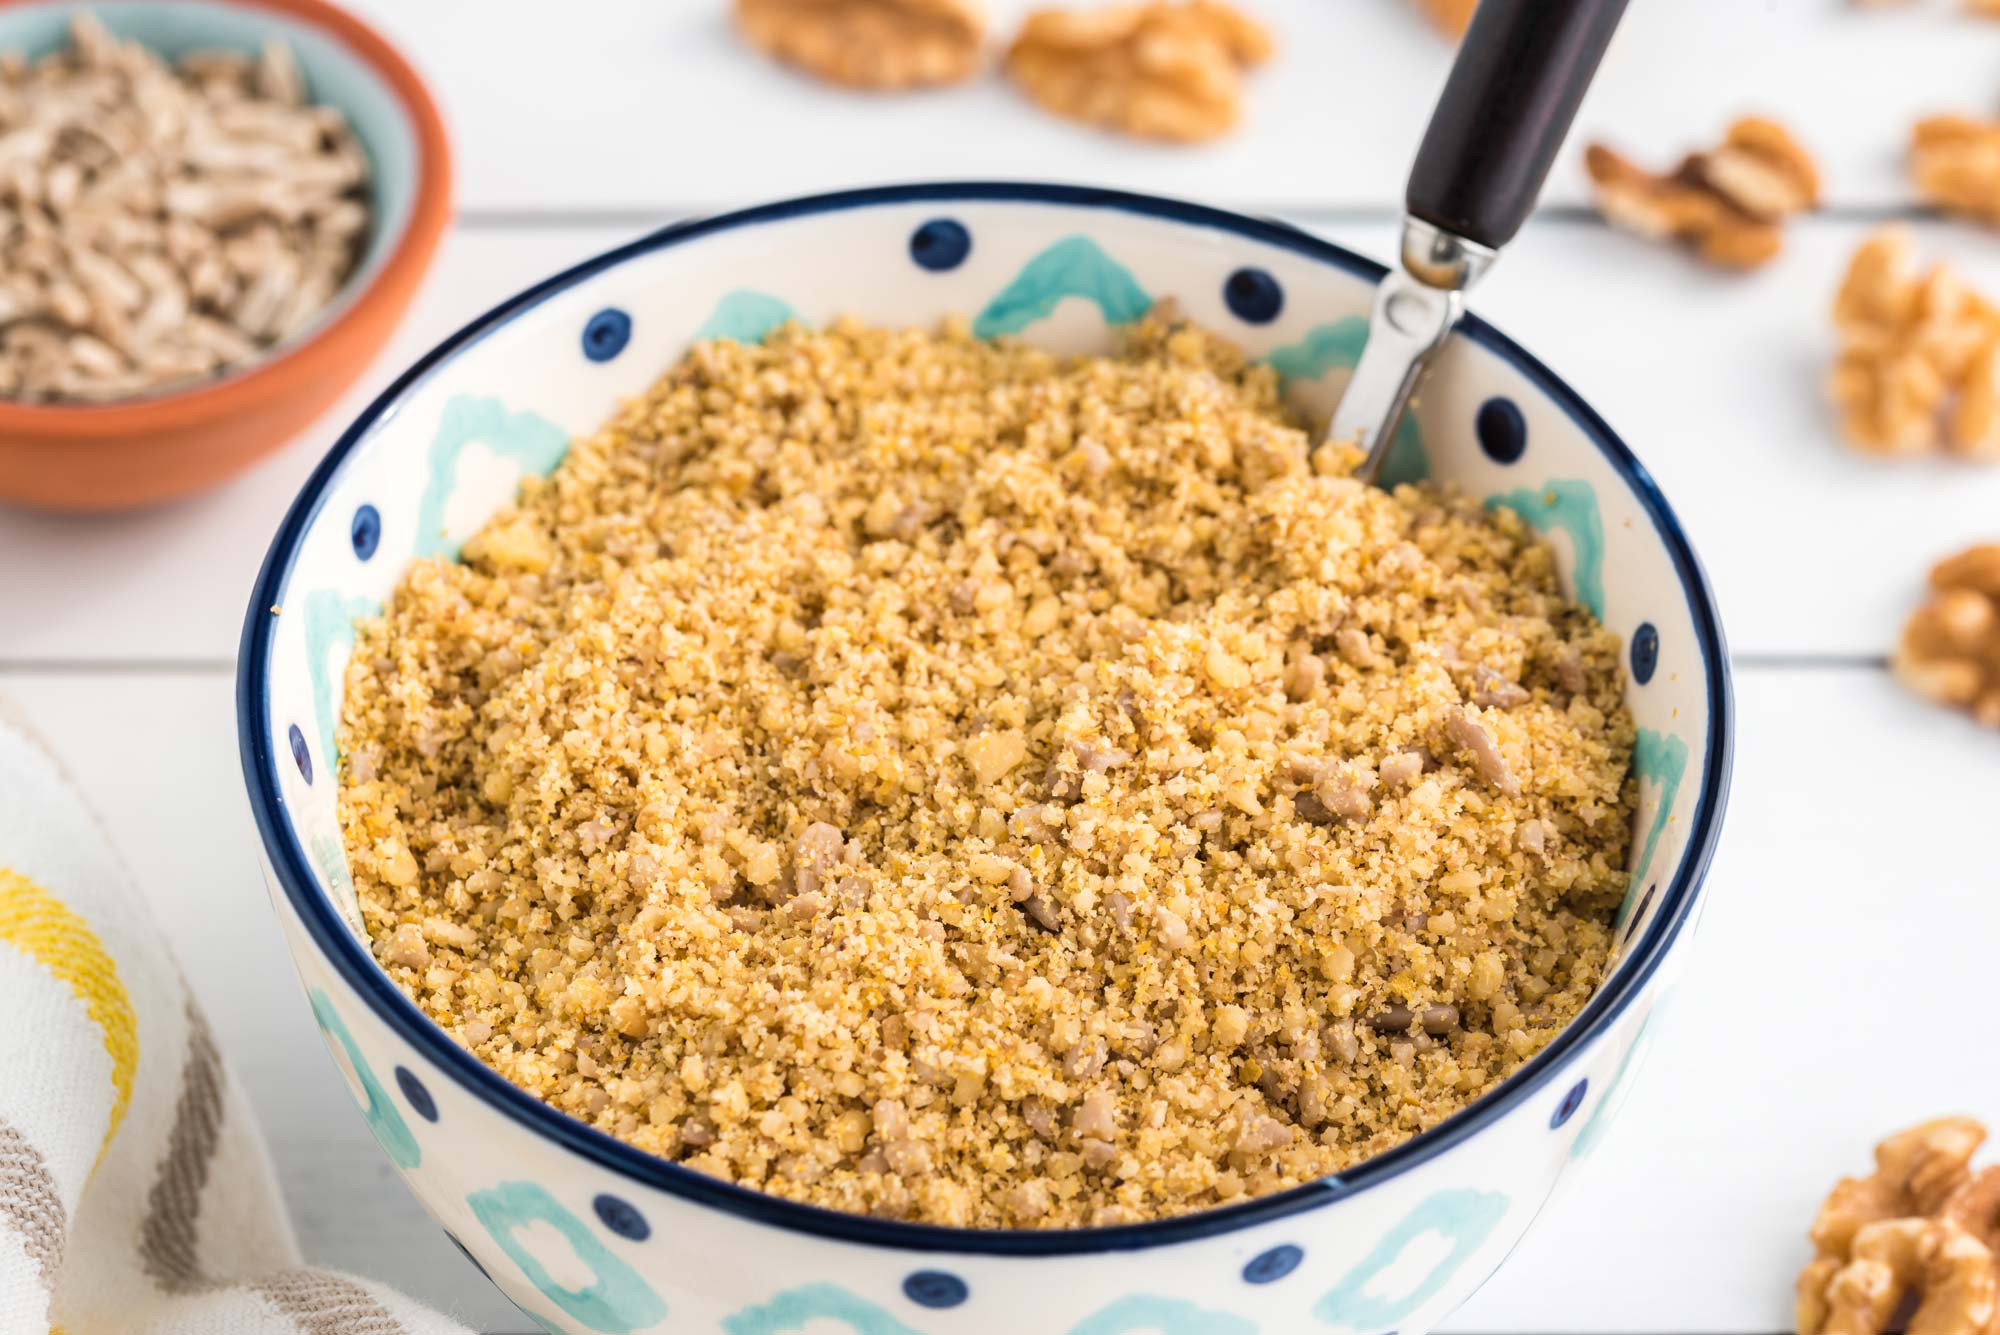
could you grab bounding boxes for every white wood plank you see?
[5,215,1997,663]
[5,663,1993,1330]
[332,0,1993,214]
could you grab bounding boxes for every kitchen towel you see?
[0,707,469,1335]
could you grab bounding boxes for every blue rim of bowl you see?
[237,181,1735,1257]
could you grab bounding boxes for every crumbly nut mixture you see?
[1911,114,2000,227]
[1585,118,1819,270]
[339,312,1634,1228]
[1893,543,2000,726]
[1797,1118,2000,1335]
[1004,1,1272,143]
[734,0,987,91]
[1830,227,2000,459]
[0,14,370,402]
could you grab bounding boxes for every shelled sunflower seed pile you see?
[0,14,371,402]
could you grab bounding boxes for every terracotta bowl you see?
[0,0,451,512]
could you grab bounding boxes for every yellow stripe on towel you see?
[0,868,138,1163]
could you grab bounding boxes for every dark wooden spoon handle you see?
[1405,0,1629,252]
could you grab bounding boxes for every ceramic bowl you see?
[0,0,450,512]
[238,184,1733,1335]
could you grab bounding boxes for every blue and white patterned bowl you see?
[237,184,1733,1335]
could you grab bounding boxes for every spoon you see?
[1329,0,1629,483]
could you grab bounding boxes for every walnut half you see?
[1911,114,2000,227]
[1584,117,1818,269]
[1829,227,2000,459]
[1004,0,1272,142]
[1798,1118,2000,1335]
[1894,544,2000,727]
[734,0,987,90]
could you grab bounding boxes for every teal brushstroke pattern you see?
[309,989,419,1169]
[1263,316,1370,380]
[1262,316,1427,485]
[1313,1187,1511,1329]
[467,1181,667,1333]
[307,830,353,902]
[1067,1294,1258,1335]
[1485,479,1605,619]
[414,394,570,560]
[1569,1003,1663,1160]
[303,588,380,775]
[695,290,798,344]
[722,1284,928,1335]
[1620,726,1690,929]
[972,235,1152,339]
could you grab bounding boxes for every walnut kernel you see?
[1912,114,2000,226]
[1894,544,2000,726]
[734,0,987,90]
[1004,0,1272,142]
[1830,228,2000,458]
[1701,117,1822,221]
[1584,117,1818,270]
[1798,1118,2000,1335]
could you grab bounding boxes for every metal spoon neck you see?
[1400,216,1498,293]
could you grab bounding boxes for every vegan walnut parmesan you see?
[339,311,1636,1228]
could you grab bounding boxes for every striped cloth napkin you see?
[0,707,467,1335]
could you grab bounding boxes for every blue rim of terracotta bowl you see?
[237,181,1735,1257]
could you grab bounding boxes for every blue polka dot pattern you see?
[1631,622,1660,685]
[909,218,971,272]
[350,503,381,560]
[287,724,312,784]
[1552,1078,1589,1129]
[583,307,632,362]
[1623,885,1657,944]
[1476,397,1527,464]
[395,1065,437,1122]
[1243,1244,1304,1284]
[593,1192,651,1241]
[902,1271,969,1309]
[1223,267,1283,324]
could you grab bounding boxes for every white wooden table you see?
[4,2,1999,1329]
